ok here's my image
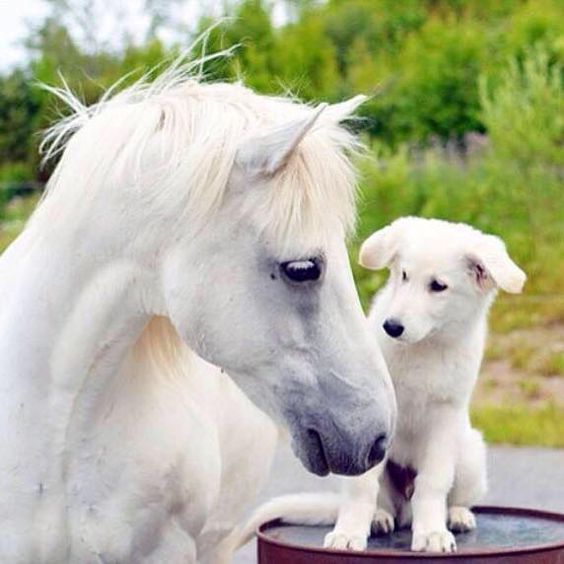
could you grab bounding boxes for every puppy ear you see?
[466,235,526,294]
[359,223,401,270]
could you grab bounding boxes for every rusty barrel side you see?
[257,506,564,563]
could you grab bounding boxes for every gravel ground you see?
[233,441,564,563]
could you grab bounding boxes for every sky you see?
[0,1,49,69]
[0,0,194,70]
[0,0,289,71]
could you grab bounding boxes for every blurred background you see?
[0,0,562,446]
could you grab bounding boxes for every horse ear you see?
[236,103,327,177]
[465,235,526,294]
[359,220,404,270]
[323,94,368,122]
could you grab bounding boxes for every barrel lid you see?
[258,506,564,558]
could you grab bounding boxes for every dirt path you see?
[473,323,564,409]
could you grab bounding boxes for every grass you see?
[489,294,564,334]
[538,352,564,378]
[0,194,39,252]
[484,342,505,362]
[471,404,564,448]
[510,346,564,377]
[485,328,564,380]
[509,343,539,372]
[518,378,541,399]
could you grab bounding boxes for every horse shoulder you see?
[67,354,224,561]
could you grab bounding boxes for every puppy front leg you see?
[324,463,383,551]
[411,408,459,553]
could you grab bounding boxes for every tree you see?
[275,13,339,100]
[0,70,42,179]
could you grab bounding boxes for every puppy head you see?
[360,217,526,344]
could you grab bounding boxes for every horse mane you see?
[130,316,194,383]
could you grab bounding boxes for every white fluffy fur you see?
[0,43,397,563]
[240,217,526,554]
[327,217,525,552]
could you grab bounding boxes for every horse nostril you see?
[383,319,404,338]
[305,428,329,475]
[367,434,388,467]
[306,428,323,447]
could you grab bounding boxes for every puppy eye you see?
[280,258,322,283]
[429,279,448,292]
[402,270,408,282]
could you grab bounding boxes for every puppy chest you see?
[391,354,474,406]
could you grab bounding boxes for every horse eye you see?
[402,270,408,282]
[280,258,322,283]
[430,279,448,292]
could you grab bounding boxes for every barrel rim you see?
[256,505,564,558]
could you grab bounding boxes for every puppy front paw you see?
[448,506,476,532]
[324,530,368,551]
[411,529,456,552]
[372,509,395,535]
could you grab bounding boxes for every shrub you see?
[479,47,563,292]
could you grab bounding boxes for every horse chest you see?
[64,378,223,561]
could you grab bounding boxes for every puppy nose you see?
[366,433,388,467]
[383,319,404,338]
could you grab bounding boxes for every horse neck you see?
[0,219,215,558]
[0,224,157,484]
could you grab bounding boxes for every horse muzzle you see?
[291,422,390,476]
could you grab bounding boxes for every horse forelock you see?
[33,51,363,251]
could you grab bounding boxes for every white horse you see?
[0,54,395,563]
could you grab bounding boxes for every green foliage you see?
[479,48,563,293]
[471,403,564,447]
[4,0,564,149]
[193,1,277,89]
[325,0,425,73]
[275,14,339,99]
[220,0,277,91]
[0,70,41,172]
[321,0,564,144]
[503,0,564,64]
[480,48,563,168]
[365,17,487,144]
[196,1,338,99]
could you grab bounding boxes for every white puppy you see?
[325,216,526,553]
[237,217,526,554]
